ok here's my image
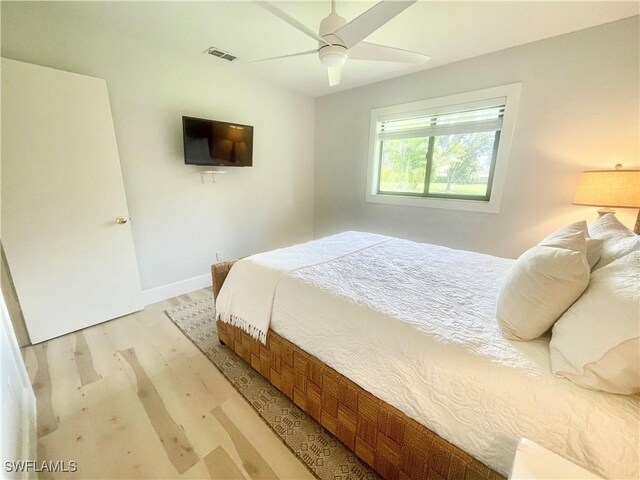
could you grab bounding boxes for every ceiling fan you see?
[252,0,429,87]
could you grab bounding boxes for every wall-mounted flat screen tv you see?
[183,116,253,167]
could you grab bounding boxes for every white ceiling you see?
[22,1,639,97]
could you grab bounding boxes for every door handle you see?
[116,216,128,224]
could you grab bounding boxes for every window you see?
[366,84,521,213]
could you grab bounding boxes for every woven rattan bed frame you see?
[212,260,504,480]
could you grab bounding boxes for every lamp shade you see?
[573,169,640,208]
[227,125,245,143]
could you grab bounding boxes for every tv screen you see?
[183,116,253,167]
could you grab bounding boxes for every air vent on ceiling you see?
[203,47,237,62]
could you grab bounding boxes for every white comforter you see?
[216,232,390,342]
[223,232,640,478]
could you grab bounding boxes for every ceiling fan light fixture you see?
[319,45,348,67]
[255,0,426,87]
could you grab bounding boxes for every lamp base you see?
[596,207,616,217]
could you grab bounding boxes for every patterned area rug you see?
[165,294,379,480]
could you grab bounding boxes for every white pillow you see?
[589,214,639,270]
[497,221,590,340]
[550,250,640,394]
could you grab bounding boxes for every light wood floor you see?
[21,288,313,480]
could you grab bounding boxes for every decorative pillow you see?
[496,221,590,341]
[550,251,640,394]
[589,214,639,270]
[585,238,604,270]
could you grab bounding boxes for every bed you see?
[212,232,639,480]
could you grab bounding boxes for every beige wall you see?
[314,17,639,258]
[1,2,315,291]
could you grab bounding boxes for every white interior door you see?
[1,59,144,344]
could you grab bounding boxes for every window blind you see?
[377,104,505,141]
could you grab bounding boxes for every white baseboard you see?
[142,273,212,306]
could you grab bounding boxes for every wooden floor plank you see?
[74,331,101,386]
[80,322,127,381]
[211,406,279,480]
[204,446,247,480]
[33,343,59,437]
[21,345,37,384]
[138,354,232,459]
[120,347,200,475]
[38,371,178,479]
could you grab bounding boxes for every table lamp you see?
[227,124,246,162]
[573,164,640,234]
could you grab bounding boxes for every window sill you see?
[365,192,501,213]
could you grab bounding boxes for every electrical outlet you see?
[216,251,224,261]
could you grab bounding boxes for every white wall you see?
[1,3,315,293]
[314,17,639,259]
[0,289,36,479]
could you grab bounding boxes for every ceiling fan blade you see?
[243,50,317,64]
[256,1,330,46]
[333,0,416,49]
[348,42,429,64]
[327,66,342,86]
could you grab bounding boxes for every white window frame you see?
[365,83,521,213]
